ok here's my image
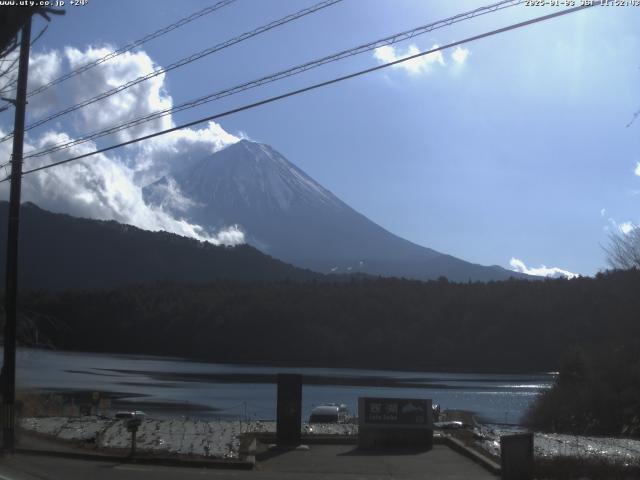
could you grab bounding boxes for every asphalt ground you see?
[0,443,498,480]
[257,444,498,479]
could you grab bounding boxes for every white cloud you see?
[131,121,240,185]
[0,129,242,245]
[373,43,445,76]
[509,257,578,279]
[635,161,640,177]
[27,51,63,115]
[236,130,253,141]
[0,50,64,116]
[142,176,200,214]
[0,46,243,247]
[29,51,62,85]
[451,46,470,65]
[600,208,607,217]
[59,46,239,183]
[64,46,174,142]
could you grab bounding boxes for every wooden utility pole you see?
[2,15,32,452]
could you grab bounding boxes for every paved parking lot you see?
[256,444,498,479]
[0,440,498,479]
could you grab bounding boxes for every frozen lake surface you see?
[15,348,553,424]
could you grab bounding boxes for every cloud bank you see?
[451,46,470,65]
[64,46,173,142]
[372,43,470,76]
[0,46,242,246]
[509,257,578,279]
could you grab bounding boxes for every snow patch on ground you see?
[477,425,640,463]
[19,417,357,459]
[304,423,358,435]
[20,416,273,459]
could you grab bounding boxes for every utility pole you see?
[2,16,32,452]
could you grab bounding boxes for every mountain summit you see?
[144,139,523,281]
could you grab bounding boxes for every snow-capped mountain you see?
[144,139,524,281]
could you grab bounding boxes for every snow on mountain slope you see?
[144,139,525,281]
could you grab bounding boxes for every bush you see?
[526,345,640,437]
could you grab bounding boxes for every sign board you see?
[358,397,433,450]
[363,398,431,426]
[501,433,534,480]
[276,373,302,446]
[127,418,142,432]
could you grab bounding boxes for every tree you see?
[605,225,640,270]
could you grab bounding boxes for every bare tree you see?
[0,8,62,112]
[605,225,640,270]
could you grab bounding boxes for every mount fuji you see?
[144,139,524,282]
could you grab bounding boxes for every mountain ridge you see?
[0,201,322,291]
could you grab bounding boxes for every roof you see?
[310,405,340,416]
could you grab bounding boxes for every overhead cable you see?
[25,0,237,98]
[0,3,595,183]
[23,0,523,159]
[0,0,343,143]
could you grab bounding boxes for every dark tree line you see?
[4,268,640,435]
[11,269,640,375]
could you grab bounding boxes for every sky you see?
[0,0,639,277]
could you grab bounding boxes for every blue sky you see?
[1,0,639,276]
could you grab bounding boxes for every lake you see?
[15,348,554,424]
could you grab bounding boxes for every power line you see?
[0,3,595,183]
[22,0,523,160]
[0,0,343,143]
[0,57,19,82]
[25,0,237,99]
[0,25,49,113]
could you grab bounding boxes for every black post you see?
[276,373,302,446]
[126,418,141,457]
[130,429,136,457]
[500,433,534,480]
[2,16,32,452]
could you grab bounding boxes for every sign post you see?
[127,417,142,457]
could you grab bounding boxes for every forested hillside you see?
[14,269,640,373]
[0,202,320,290]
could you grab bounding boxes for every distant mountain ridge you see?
[0,202,320,291]
[145,139,526,282]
